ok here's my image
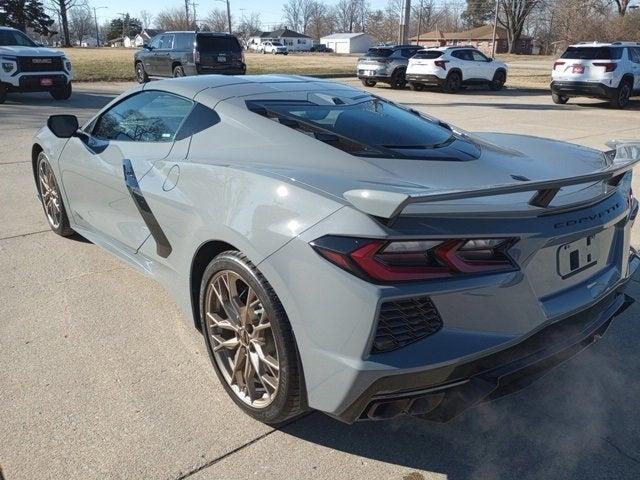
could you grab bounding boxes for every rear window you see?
[561,47,623,60]
[196,34,241,52]
[412,50,443,60]
[248,97,454,158]
[365,48,393,58]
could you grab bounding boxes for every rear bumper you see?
[405,73,444,86]
[551,81,616,99]
[194,64,246,75]
[339,279,636,423]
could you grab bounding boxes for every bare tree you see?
[139,10,153,29]
[498,0,541,53]
[236,11,261,46]
[307,1,332,39]
[155,7,190,31]
[282,0,315,33]
[612,0,632,15]
[68,5,92,44]
[48,0,87,47]
[334,0,360,32]
[204,8,230,33]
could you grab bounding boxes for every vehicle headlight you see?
[1,58,16,73]
[64,58,72,72]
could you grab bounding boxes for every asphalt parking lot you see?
[1,81,640,480]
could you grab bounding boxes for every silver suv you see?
[356,45,423,89]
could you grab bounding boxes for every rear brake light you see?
[311,236,517,282]
[553,61,565,70]
[193,48,200,64]
[434,60,448,70]
[593,62,617,72]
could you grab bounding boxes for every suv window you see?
[561,46,623,60]
[93,91,194,142]
[451,50,473,61]
[365,48,393,58]
[149,35,162,49]
[196,34,242,52]
[0,29,37,47]
[412,50,443,60]
[470,50,490,62]
[630,47,640,64]
[174,33,194,51]
[400,48,419,58]
[159,34,174,50]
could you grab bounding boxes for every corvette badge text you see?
[554,201,621,229]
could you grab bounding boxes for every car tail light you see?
[434,60,448,70]
[310,236,517,282]
[193,47,201,64]
[593,62,617,72]
[553,61,565,70]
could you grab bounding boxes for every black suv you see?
[134,31,245,82]
[356,44,423,89]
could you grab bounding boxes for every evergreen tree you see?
[0,0,54,35]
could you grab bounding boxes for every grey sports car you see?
[33,75,640,425]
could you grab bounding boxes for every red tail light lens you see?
[311,236,517,283]
[553,61,565,70]
[434,60,448,70]
[593,62,617,72]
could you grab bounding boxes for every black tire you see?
[200,251,305,425]
[443,71,462,93]
[0,83,6,104]
[551,92,569,104]
[135,61,149,83]
[490,70,506,91]
[361,79,377,87]
[390,69,407,89]
[173,65,185,77]
[610,80,632,109]
[36,152,74,237]
[409,82,425,91]
[50,82,72,100]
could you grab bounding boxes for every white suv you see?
[260,41,288,55]
[551,42,640,109]
[405,46,508,93]
[0,27,73,104]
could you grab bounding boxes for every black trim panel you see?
[122,159,172,258]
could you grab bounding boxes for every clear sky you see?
[93,0,391,30]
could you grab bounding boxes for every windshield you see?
[365,48,393,58]
[272,42,283,46]
[561,46,622,60]
[0,29,37,47]
[412,50,443,60]
[196,34,241,52]
[251,97,454,154]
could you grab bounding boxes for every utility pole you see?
[416,0,424,46]
[491,0,499,58]
[93,6,107,47]
[398,0,411,45]
[192,2,198,30]
[185,0,190,26]
[226,0,232,34]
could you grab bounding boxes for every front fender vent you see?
[371,296,443,353]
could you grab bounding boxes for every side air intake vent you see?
[371,296,443,353]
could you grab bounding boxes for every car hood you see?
[0,46,65,57]
[253,132,615,215]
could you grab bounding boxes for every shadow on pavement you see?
[2,90,117,110]
[281,295,640,479]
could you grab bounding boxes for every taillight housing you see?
[434,60,448,70]
[593,62,617,72]
[553,61,565,70]
[311,236,518,283]
[193,47,201,64]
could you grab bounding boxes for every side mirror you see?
[143,43,153,50]
[47,115,79,138]
[488,57,494,62]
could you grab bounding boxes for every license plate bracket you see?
[557,235,598,278]
[572,64,585,74]
[40,78,53,87]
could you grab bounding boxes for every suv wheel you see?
[136,62,149,83]
[409,82,425,91]
[0,83,6,104]
[50,82,72,101]
[390,69,407,89]
[490,70,506,91]
[444,72,462,93]
[552,92,569,104]
[610,80,632,109]
[361,79,376,87]
[173,65,185,77]
[200,251,305,425]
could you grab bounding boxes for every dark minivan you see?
[134,31,245,82]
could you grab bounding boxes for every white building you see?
[133,29,164,48]
[249,28,314,52]
[320,33,377,54]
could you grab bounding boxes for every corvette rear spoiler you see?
[344,141,640,226]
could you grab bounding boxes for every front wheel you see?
[389,69,407,89]
[490,70,506,91]
[610,80,632,109]
[443,72,462,93]
[361,79,376,87]
[200,251,305,425]
[36,152,74,237]
[50,82,72,100]
[552,92,569,104]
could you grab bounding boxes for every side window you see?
[471,50,489,62]
[150,35,162,49]
[401,49,417,58]
[630,48,640,64]
[92,91,194,142]
[163,34,175,50]
[451,50,467,60]
[174,33,193,50]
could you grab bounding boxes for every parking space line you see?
[0,229,50,242]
